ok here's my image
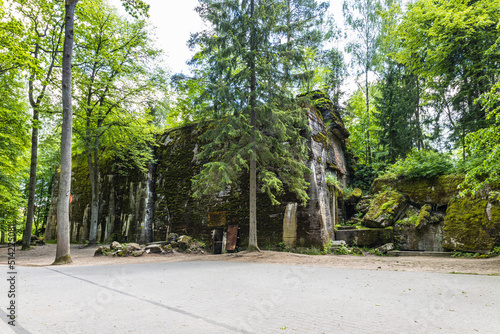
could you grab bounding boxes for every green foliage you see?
[72,0,166,175]
[192,105,311,206]
[0,73,30,230]
[333,244,350,255]
[460,82,500,194]
[120,0,150,18]
[451,250,499,259]
[189,1,313,208]
[394,0,500,152]
[374,62,422,163]
[326,173,341,188]
[276,241,290,252]
[343,86,382,165]
[0,0,35,74]
[351,163,378,191]
[382,149,454,180]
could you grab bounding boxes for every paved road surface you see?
[1,261,499,333]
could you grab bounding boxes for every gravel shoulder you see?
[1,244,499,275]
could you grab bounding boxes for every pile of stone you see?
[94,234,205,257]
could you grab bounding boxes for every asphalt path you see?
[1,261,499,333]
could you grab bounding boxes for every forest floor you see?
[2,243,499,275]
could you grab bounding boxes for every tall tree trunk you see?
[248,0,259,252]
[415,75,423,150]
[87,135,99,245]
[54,0,78,265]
[365,69,371,165]
[142,148,156,244]
[22,108,39,250]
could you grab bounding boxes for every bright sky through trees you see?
[112,0,345,75]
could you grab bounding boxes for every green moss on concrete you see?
[371,175,463,206]
[443,195,500,252]
[416,204,432,229]
[363,191,407,228]
[312,132,327,146]
[352,188,362,198]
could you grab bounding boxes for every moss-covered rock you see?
[394,205,445,251]
[416,204,432,229]
[355,196,372,216]
[345,188,362,204]
[371,175,463,206]
[442,194,500,253]
[362,191,408,228]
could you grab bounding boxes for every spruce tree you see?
[190,0,312,250]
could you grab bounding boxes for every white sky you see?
[112,0,345,76]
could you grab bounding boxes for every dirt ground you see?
[1,244,499,275]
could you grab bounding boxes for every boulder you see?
[145,244,162,253]
[442,193,500,253]
[329,240,346,252]
[167,233,179,243]
[94,246,107,256]
[375,243,394,254]
[131,249,145,257]
[363,191,408,228]
[371,175,463,206]
[162,244,174,253]
[346,188,363,205]
[110,241,122,250]
[394,206,445,252]
[126,243,142,252]
[177,235,193,249]
[355,196,372,215]
[147,241,168,247]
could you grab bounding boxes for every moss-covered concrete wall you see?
[45,91,350,249]
[366,175,500,253]
[443,193,500,252]
[371,175,463,207]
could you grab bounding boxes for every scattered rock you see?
[329,240,346,252]
[162,244,173,253]
[355,196,372,215]
[346,188,363,205]
[376,243,394,254]
[131,249,145,257]
[110,241,122,250]
[94,246,107,256]
[177,235,192,249]
[363,191,408,228]
[145,244,162,253]
[167,233,179,243]
[126,243,142,252]
[147,241,168,247]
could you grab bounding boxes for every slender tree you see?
[72,0,163,245]
[343,0,384,165]
[19,0,64,250]
[53,0,150,264]
[54,0,78,265]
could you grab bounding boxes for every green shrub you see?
[382,149,454,180]
[352,164,378,190]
